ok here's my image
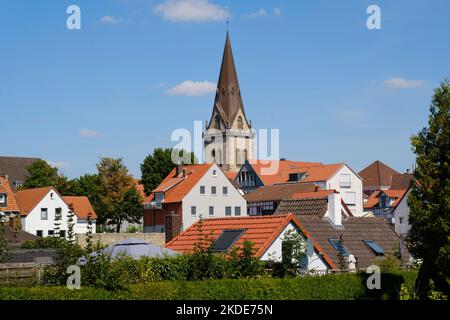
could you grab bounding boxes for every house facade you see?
[234,160,364,216]
[15,187,96,237]
[145,163,247,242]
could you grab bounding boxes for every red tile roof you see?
[166,214,325,259]
[63,196,97,220]
[15,187,56,216]
[359,160,400,189]
[0,176,20,212]
[154,164,213,203]
[363,189,407,209]
[248,160,343,185]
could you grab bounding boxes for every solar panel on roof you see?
[211,229,245,252]
[363,240,384,255]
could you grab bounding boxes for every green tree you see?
[109,187,143,233]
[140,148,197,196]
[67,206,76,245]
[85,211,94,253]
[227,240,264,278]
[53,208,62,237]
[96,158,134,229]
[69,174,101,216]
[407,79,450,298]
[21,160,72,194]
[337,235,347,271]
[0,220,10,263]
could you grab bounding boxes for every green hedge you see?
[0,271,417,300]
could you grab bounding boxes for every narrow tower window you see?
[237,116,243,130]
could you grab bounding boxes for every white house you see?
[148,163,247,242]
[14,187,97,237]
[392,189,411,238]
[234,160,364,216]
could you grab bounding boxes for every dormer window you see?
[0,194,6,204]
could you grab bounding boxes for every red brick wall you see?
[163,202,182,242]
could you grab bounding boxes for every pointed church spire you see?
[209,31,249,129]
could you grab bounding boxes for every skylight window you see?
[363,240,384,256]
[329,239,350,257]
[210,229,245,252]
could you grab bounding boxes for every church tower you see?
[204,31,254,172]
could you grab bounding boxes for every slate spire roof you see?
[208,31,249,129]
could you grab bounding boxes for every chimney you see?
[176,164,183,176]
[165,211,181,242]
[326,191,342,227]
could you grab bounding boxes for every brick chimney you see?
[165,211,181,242]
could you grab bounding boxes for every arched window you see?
[211,149,216,159]
[237,116,243,130]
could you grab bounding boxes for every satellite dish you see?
[306,238,314,257]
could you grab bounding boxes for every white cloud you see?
[274,8,282,16]
[154,0,228,22]
[243,8,267,19]
[46,161,70,170]
[384,77,425,89]
[79,128,103,138]
[100,15,120,25]
[166,80,216,96]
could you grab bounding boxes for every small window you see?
[41,208,48,220]
[344,192,356,206]
[48,230,54,236]
[50,192,54,199]
[223,186,228,195]
[363,240,384,256]
[36,230,43,237]
[200,186,206,195]
[225,206,232,216]
[60,230,66,238]
[212,169,217,176]
[191,206,196,216]
[399,217,404,224]
[235,207,241,216]
[339,174,351,188]
[329,239,350,256]
[211,186,217,195]
[0,194,5,203]
[209,206,214,216]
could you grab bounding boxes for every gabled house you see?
[15,187,97,238]
[166,207,407,272]
[0,175,20,220]
[364,189,408,218]
[166,214,334,270]
[145,163,247,242]
[358,160,401,196]
[234,160,363,216]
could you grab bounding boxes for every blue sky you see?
[1,0,449,179]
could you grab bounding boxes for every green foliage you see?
[96,157,134,230]
[126,225,142,233]
[407,79,450,298]
[115,187,143,231]
[0,271,419,300]
[140,148,197,196]
[0,222,11,263]
[66,207,75,244]
[21,236,65,249]
[227,240,264,279]
[336,235,347,271]
[85,212,94,253]
[67,174,101,216]
[20,160,71,194]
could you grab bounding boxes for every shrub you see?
[226,241,264,279]
[21,237,65,249]
[0,271,419,300]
